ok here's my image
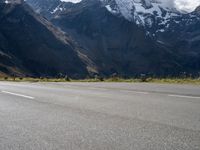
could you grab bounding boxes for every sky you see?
[61,0,200,12]
[174,0,200,12]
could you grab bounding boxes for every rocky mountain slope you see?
[0,1,88,77]
[26,0,200,77]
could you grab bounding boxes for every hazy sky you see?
[174,0,200,12]
[61,0,200,12]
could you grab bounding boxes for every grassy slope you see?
[0,77,200,85]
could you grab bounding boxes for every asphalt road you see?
[0,81,200,150]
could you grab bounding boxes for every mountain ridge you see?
[0,1,89,77]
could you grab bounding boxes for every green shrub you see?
[65,76,70,81]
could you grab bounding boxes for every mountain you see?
[25,0,62,19]
[27,0,181,31]
[195,5,200,14]
[21,0,200,76]
[0,0,89,77]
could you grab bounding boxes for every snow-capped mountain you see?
[27,0,200,34]
[24,0,200,76]
[100,0,200,41]
[102,0,179,22]
[106,0,197,35]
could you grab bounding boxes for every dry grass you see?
[0,77,200,85]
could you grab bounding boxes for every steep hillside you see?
[0,1,88,77]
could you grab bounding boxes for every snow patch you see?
[60,0,82,3]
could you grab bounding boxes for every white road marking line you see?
[120,90,149,95]
[133,91,149,95]
[1,91,34,99]
[90,87,102,90]
[168,94,200,99]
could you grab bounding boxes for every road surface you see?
[0,81,200,150]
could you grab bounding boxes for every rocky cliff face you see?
[0,2,88,77]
